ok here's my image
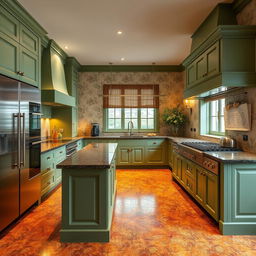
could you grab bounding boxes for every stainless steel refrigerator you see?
[0,75,41,232]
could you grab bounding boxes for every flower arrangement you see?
[162,106,187,135]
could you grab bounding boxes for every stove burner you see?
[181,142,241,152]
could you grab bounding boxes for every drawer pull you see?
[60,151,63,154]
[153,142,156,144]
[47,156,51,160]
[46,167,51,171]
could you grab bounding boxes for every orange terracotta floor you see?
[0,169,256,256]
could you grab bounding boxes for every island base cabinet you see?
[60,162,116,242]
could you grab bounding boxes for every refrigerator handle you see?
[13,113,20,168]
[20,113,25,167]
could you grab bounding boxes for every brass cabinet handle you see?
[20,72,24,76]
[46,167,51,171]
[47,156,51,160]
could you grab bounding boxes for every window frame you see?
[200,98,226,137]
[103,108,159,133]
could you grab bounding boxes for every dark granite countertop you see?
[41,137,84,153]
[57,143,118,169]
[205,151,256,163]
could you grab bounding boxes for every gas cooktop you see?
[181,142,241,152]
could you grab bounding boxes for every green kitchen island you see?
[57,142,117,242]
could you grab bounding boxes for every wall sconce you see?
[184,99,193,115]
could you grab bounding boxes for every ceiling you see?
[19,0,233,65]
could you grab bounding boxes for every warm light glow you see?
[64,46,68,49]
[121,57,125,61]
[117,30,123,35]
[184,99,193,108]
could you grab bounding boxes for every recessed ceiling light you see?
[64,46,68,50]
[117,31,123,35]
[121,57,125,61]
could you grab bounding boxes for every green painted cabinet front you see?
[186,62,196,88]
[195,165,206,205]
[118,147,131,165]
[132,147,144,164]
[168,141,173,167]
[146,147,164,164]
[0,6,40,87]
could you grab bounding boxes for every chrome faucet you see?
[128,121,134,136]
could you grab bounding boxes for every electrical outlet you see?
[243,135,248,141]
[193,128,196,132]
[190,128,193,132]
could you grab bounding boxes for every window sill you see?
[200,134,223,139]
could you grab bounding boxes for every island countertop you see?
[57,142,118,169]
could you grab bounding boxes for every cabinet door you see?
[117,147,130,165]
[180,157,186,186]
[72,108,78,137]
[0,31,20,79]
[205,171,219,220]
[168,142,173,167]
[186,62,196,88]
[19,46,39,87]
[132,147,144,165]
[195,55,207,81]
[195,166,206,205]
[0,6,19,42]
[146,146,165,164]
[206,42,219,78]
[172,152,178,178]
[19,24,39,55]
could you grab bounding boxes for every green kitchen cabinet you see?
[118,147,131,165]
[168,141,173,168]
[0,5,41,87]
[41,105,52,118]
[186,61,197,88]
[195,165,206,205]
[146,147,165,164]
[132,147,144,164]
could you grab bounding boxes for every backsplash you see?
[185,0,256,153]
[77,72,184,136]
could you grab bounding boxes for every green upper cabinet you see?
[183,4,256,98]
[0,4,44,87]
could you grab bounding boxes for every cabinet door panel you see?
[0,32,19,79]
[118,147,130,165]
[180,157,186,186]
[196,55,207,81]
[206,42,219,77]
[146,147,164,164]
[19,24,39,55]
[205,171,219,220]
[186,62,196,87]
[195,166,205,205]
[0,6,19,41]
[132,147,144,165]
[20,46,39,87]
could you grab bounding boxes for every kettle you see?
[220,136,236,148]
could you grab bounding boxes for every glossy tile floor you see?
[0,170,256,256]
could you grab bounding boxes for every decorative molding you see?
[80,65,184,72]
[0,0,47,37]
[233,0,252,14]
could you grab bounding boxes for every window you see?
[103,85,159,132]
[200,98,225,136]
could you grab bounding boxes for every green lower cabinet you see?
[132,147,144,165]
[219,163,256,235]
[117,147,131,165]
[146,146,165,165]
[168,141,173,168]
[172,152,219,221]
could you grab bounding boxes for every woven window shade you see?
[103,85,159,108]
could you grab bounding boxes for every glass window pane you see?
[108,119,115,129]
[148,119,154,129]
[125,108,131,118]
[210,100,218,116]
[211,117,218,132]
[132,108,138,118]
[108,108,115,118]
[132,119,138,129]
[220,99,225,115]
[148,108,154,118]
[141,119,147,129]
[220,116,225,132]
[141,108,147,118]
[115,108,122,118]
[115,119,122,129]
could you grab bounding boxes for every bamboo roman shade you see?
[103,85,159,108]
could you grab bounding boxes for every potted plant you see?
[162,106,187,136]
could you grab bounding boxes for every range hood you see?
[183,3,256,99]
[41,40,76,107]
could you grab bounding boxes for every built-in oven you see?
[28,102,42,179]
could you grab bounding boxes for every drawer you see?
[41,169,55,194]
[146,139,165,147]
[185,163,195,179]
[41,151,54,172]
[54,146,66,163]
[185,176,195,195]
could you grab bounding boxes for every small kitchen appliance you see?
[91,123,100,136]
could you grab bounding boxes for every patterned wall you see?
[77,72,184,136]
[185,0,256,152]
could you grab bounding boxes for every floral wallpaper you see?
[185,0,256,152]
[77,72,184,136]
